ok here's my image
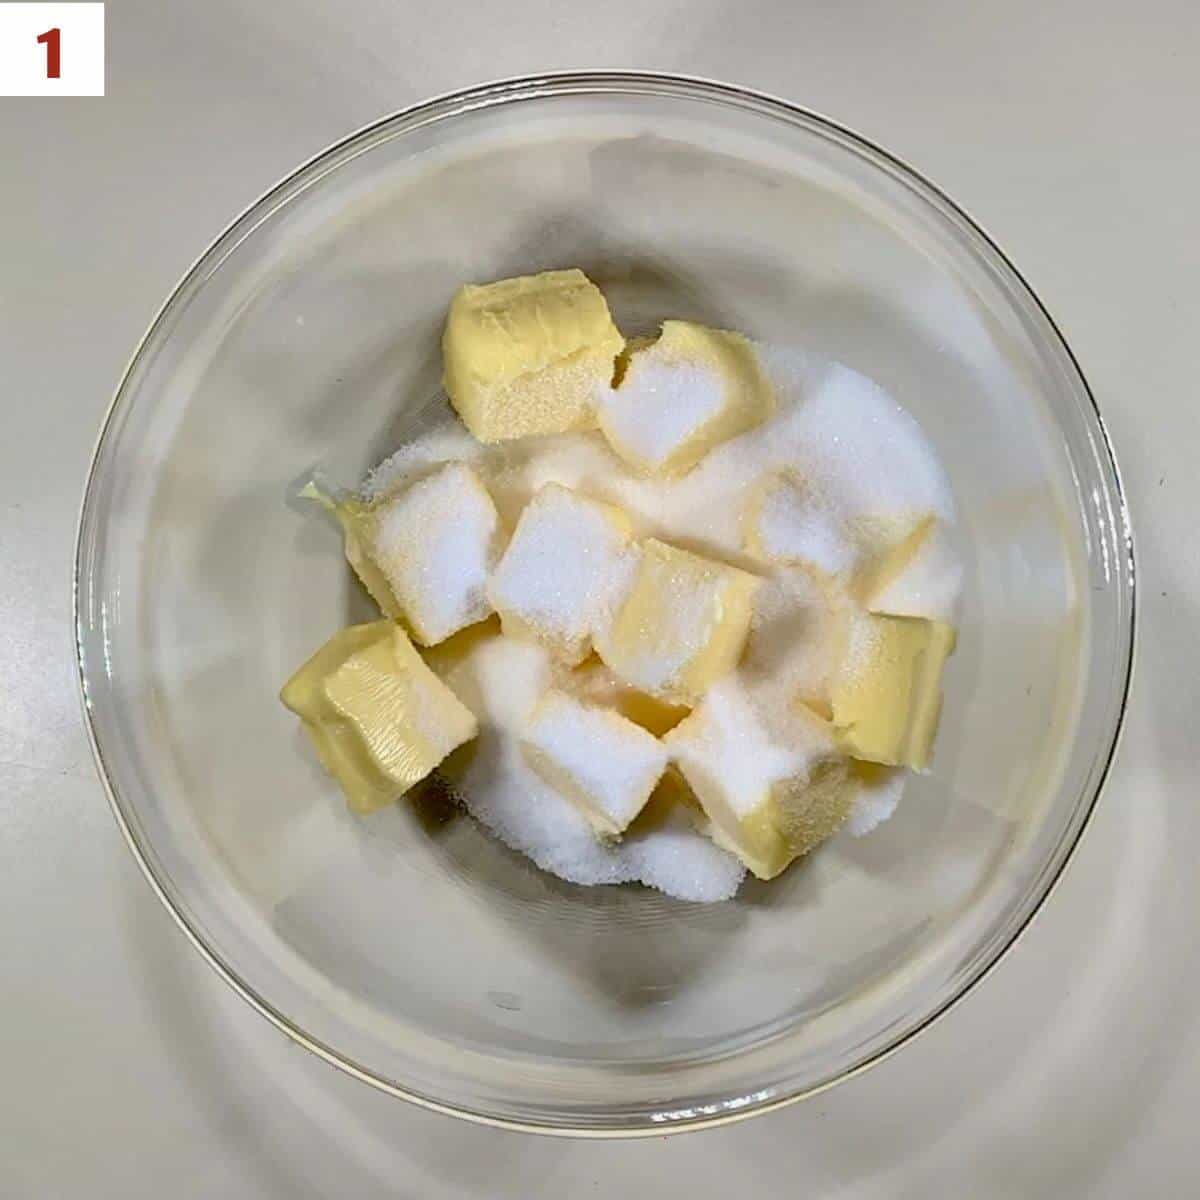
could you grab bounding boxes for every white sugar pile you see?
[487,483,634,664]
[361,424,483,500]
[365,352,958,582]
[750,470,861,577]
[596,358,726,471]
[434,348,961,608]
[666,676,835,822]
[370,462,500,645]
[758,352,956,526]
[522,690,667,835]
[741,568,844,714]
[429,629,744,903]
[844,766,907,837]
[869,520,963,623]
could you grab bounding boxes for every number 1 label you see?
[36,27,60,79]
[0,4,103,96]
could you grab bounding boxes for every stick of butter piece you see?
[597,320,774,476]
[442,268,625,443]
[522,690,668,838]
[559,655,690,736]
[280,621,478,813]
[328,463,501,646]
[665,678,854,879]
[831,613,956,769]
[595,538,760,705]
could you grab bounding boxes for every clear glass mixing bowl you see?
[74,73,1134,1135]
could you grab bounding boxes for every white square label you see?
[0,3,104,96]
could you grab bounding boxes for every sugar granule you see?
[429,629,744,902]
[371,461,499,645]
[361,421,484,501]
[749,469,861,577]
[667,675,832,821]
[844,765,907,836]
[597,360,725,469]
[487,483,635,663]
[522,690,668,835]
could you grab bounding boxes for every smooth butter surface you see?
[560,656,690,737]
[442,268,625,442]
[595,537,759,705]
[831,613,956,769]
[280,621,477,813]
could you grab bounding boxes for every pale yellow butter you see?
[280,621,478,813]
[330,463,501,646]
[830,613,956,769]
[595,538,759,705]
[665,678,854,879]
[560,656,690,737]
[442,268,625,442]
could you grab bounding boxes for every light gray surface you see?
[1,0,1194,1194]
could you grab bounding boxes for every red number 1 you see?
[37,27,61,79]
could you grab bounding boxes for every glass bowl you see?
[74,73,1134,1135]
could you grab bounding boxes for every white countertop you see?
[3,1,1197,1194]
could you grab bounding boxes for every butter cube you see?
[665,678,854,879]
[560,656,690,736]
[743,468,934,604]
[597,320,773,475]
[487,483,635,665]
[639,763,706,824]
[522,690,668,837]
[280,621,478,813]
[831,613,956,769]
[442,268,625,442]
[337,462,501,646]
[595,538,759,705]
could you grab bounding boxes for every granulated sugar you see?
[361,421,483,501]
[597,359,726,471]
[844,765,907,837]
[757,348,957,525]
[427,627,744,902]
[370,462,500,645]
[357,343,960,890]
[364,350,958,589]
[521,690,668,835]
[869,519,963,622]
[487,483,635,664]
[746,469,862,577]
[741,568,845,716]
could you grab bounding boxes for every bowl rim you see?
[73,69,1137,1137]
